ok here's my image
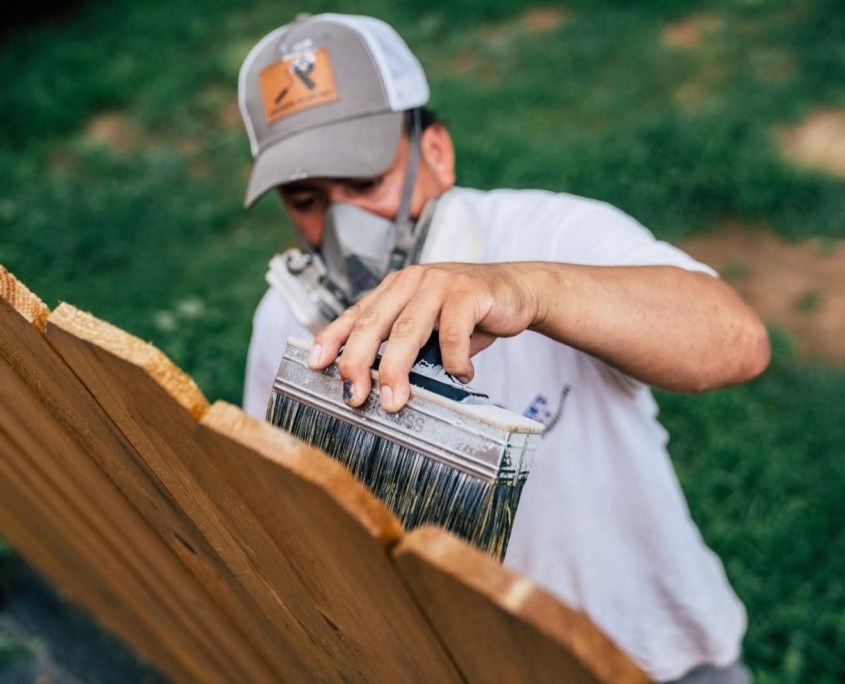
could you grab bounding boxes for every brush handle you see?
[414,332,443,369]
[368,332,489,403]
[408,333,490,404]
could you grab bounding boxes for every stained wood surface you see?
[46,303,463,683]
[0,264,648,684]
[44,304,306,682]
[393,526,652,684]
[199,402,464,683]
[0,274,241,683]
[0,427,195,684]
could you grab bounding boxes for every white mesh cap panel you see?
[321,13,429,111]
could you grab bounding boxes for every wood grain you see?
[44,303,307,682]
[0,272,269,681]
[0,425,194,683]
[199,401,465,683]
[393,526,652,684]
[0,290,242,682]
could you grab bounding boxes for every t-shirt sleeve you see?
[530,194,718,391]
[243,288,310,419]
[549,199,717,276]
[554,202,718,391]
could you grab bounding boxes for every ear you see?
[420,123,456,188]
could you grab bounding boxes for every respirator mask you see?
[266,110,481,334]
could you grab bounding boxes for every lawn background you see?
[1,0,844,680]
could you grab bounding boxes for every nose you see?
[327,184,358,205]
[299,187,348,248]
[298,184,349,248]
[299,217,324,249]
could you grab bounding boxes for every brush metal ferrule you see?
[272,339,544,483]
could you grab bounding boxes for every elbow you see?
[683,314,770,395]
[679,273,771,392]
[719,278,772,385]
[708,313,771,392]
[743,317,771,381]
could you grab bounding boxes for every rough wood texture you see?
[53,302,208,420]
[0,282,240,683]
[0,265,48,331]
[393,527,652,684]
[0,264,648,684]
[44,304,300,682]
[47,296,462,681]
[199,402,464,683]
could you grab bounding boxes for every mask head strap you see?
[388,108,422,272]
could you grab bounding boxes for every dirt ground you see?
[777,109,845,179]
[682,221,845,365]
[681,107,845,367]
[662,12,723,48]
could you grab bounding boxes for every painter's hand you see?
[308,262,543,412]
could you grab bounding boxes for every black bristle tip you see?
[268,393,525,561]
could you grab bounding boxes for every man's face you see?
[278,124,455,248]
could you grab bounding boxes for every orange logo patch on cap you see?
[259,48,339,124]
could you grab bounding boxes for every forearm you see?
[311,260,771,412]
[525,262,771,392]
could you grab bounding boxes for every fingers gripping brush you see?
[267,335,544,560]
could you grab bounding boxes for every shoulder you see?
[452,186,605,225]
[453,185,644,244]
[452,186,646,262]
[454,186,716,273]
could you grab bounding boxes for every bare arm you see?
[308,261,770,412]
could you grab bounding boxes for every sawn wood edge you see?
[203,401,404,548]
[48,302,208,420]
[393,526,652,684]
[0,264,50,331]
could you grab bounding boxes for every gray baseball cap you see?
[238,13,430,207]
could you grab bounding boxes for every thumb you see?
[469,331,498,357]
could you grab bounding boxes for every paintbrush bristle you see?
[269,393,526,560]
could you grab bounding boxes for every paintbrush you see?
[266,335,544,560]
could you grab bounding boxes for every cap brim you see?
[244,111,404,207]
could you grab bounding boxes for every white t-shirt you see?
[243,187,747,682]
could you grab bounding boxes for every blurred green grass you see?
[0,635,31,671]
[1,0,844,680]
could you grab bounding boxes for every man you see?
[239,13,769,683]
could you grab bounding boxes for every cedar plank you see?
[393,527,652,684]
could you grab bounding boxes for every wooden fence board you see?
[46,300,463,683]
[43,303,303,683]
[0,296,224,682]
[0,268,274,683]
[393,527,652,684]
[0,426,194,684]
[1,264,648,684]
[199,401,465,683]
